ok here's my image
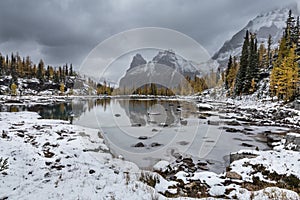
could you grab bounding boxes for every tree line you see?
[0,53,76,85]
[113,71,222,96]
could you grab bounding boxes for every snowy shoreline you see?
[0,111,299,199]
[0,112,161,199]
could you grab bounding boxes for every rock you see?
[1,131,8,138]
[244,128,253,132]
[182,158,193,164]
[169,175,177,181]
[51,165,65,170]
[133,142,145,147]
[150,142,162,147]
[43,150,55,158]
[17,133,24,137]
[89,169,95,174]
[152,128,158,132]
[197,161,208,166]
[241,142,254,147]
[43,142,51,147]
[207,120,221,125]
[223,127,239,133]
[225,171,242,180]
[230,152,257,163]
[138,136,148,140]
[45,161,52,166]
[5,99,23,104]
[184,182,197,190]
[177,141,189,146]
[153,160,170,172]
[197,103,213,111]
[181,158,195,168]
[180,120,188,126]
[199,165,209,170]
[114,114,121,117]
[172,152,182,159]
[189,167,197,173]
[267,134,282,147]
[225,120,241,126]
[131,123,142,127]
[198,115,207,119]
[158,123,168,127]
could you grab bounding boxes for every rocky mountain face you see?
[129,53,147,69]
[119,50,205,90]
[213,7,298,68]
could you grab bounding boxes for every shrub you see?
[0,157,9,172]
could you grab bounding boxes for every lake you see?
[72,97,273,173]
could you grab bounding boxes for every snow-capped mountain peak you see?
[213,6,298,68]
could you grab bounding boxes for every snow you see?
[208,185,226,196]
[230,149,300,181]
[227,186,300,200]
[0,112,162,200]
[247,187,299,200]
[153,160,170,172]
[287,132,300,137]
[175,171,189,184]
[191,171,223,187]
[154,174,178,194]
[196,103,213,110]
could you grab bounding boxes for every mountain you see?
[119,50,216,90]
[129,53,147,69]
[213,7,298,68]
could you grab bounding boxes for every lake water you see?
[72,97,273,173]
[3,97,290,173]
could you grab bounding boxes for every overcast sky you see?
[0,0,298,70]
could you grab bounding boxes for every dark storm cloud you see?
[0,0,298,68]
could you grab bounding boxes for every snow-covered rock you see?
[153,160,170,172]
[196,103,213,110]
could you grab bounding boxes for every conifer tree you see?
[37,59,44,82]
[225,55,232,89]
[235,30,250,95]
[226,56,239,96]
[69,64,73,76]
[0,54,3,76]
[267,34,273,66]
[45,66,50,81]
[246,34,259,93]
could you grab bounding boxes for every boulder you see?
[230,152,257,163]
[225,171,242,180]
[133,142,145,147]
